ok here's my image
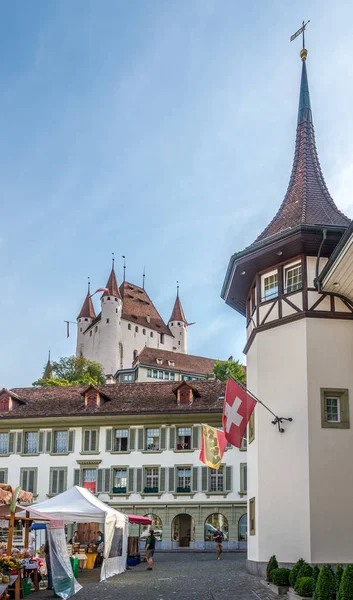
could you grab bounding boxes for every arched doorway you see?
[171,514,195,547]
[204,513,229,541]
[238,513,247,541]
[140,513,163,541]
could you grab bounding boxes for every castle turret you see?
[98,263,123,375]
[76,282,96,358]
[168,285,188,353]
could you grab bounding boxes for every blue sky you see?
[1,1,353,387]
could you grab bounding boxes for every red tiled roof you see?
[169,295,187,323]
[104,268,121,299]
[120,281,172,336]
[0,381,226,419]
[133,347,219,375]
[77,293,96,320]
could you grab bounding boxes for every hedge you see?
[315,564,335,600]
[295,576,315,598]
[271,568,291,587]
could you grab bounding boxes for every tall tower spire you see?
[77,282,96,319]
[42,349,53,380]
[103,256,122,299]
[168,283,188,353]
[253,46,350,245]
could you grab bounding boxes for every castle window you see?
[177,322,180,326]
[285,263,302,293]
[143,329,146,335]
[107,297,110,300]
[90,331,92,336]
[147,369,152,377]
[150,332,153,338]
[262,270,278,301]
[135,326,139,333]
[106,318,110,324]
[115,298,118,302]
[128,324,131,330]
[133,350,138,361]
[95,326,98,332]
[321,389,349,428]
[84,318,88,322]
[178,341,181,346]
[160,333,164,344]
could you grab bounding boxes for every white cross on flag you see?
[222,378,257,448]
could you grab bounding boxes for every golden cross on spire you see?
[290,20,310,48]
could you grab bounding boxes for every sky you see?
[1,0,353,387]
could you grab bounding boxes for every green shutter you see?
[8,432,15,454]
[38,432,44,453]
[106,429,112,451]
[136,468,142,493]
[52,469,58,494]
[129,428,136,451]
[128,468,134,492]
[168,467,175,492]
[28,470,35,494]
[201,467,208,492]
[84,431,90,452]
[104,469,111,492]
[225,466,232,492]
[192,467,198,492]
[74,469,80,486]
[192,426,200,450]
[16,432,23,454]
[97,469,103,493]
[91,430,97,452]
[46,431,52,453]
[160,428,166,450]
[21,470,28,492]
[160,467,166,492]
[58,469,66,493]
[137,429,144,451]
[169,426,176,450]
[68,431,75,453]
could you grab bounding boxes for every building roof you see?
[120,281,172,336]
[103,267,121,299]
[0,381,226,419]
[254,51,350,245]
[133,347,219,375]
[77,292,96,320]
[169,294,187,323]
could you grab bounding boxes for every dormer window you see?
[168,361,175,367]
[81,385,110,410]
[262,270,278,301]
[285,262,302,293]
[156,359,163,365]
[0,397,9,412]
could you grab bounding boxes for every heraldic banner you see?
[199,425,227,470]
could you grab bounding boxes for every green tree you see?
[315,564,335,600]
[212,359,246,383]
[338,565,353,600]
[33,356,106,387]
[335,565,343,598]
[266,555,279,582]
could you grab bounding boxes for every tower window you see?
[150,332,153,338]
[135,326,139,333]
[171,322,173,326]
[116,308,118,313]
[285,263,302,293]
[143,329,146,335]
[177,322,180,326]
[178,341,180,346]
[128,324,131,330]
[95,326,98,332]
[321,388,349,429]
[90,331,92,337]
[107,297,110,300]
[262,270,278,301]
[160,333,164,344]
[84,318,88,322]
[80,328,82,332]
[106,318,110,324]
[133,349,138,361]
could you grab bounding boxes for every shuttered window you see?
[129,428,136,451]
[0,433,9,455]
[136,468,142,493]
[20,468,37,495]
[191,426,200,450]
[192,467,198,492]
[0,469,8,484]
[168,467,175,492]
[82,430,98,453]
[50,468,67,495]
[160,467,166,492]
[128,468,134,492]
[240,464,247,493]
[169,427,176,450]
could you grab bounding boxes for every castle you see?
[76,266,189,376]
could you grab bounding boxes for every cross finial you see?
[122,255,126,282]
[290,20,310,59]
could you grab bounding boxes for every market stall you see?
[33,486,128,581]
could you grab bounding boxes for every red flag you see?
[222,378,256,448]
[199,425,227,470]
[91,288,109,296]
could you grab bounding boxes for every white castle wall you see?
[168,321,187,353]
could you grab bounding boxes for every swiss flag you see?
[222,378,257,448]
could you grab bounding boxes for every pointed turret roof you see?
[43,351,53,380]
[255,49,350,244]
[104,267,122,299]
[77,291,96,320]
[169,294,187,323]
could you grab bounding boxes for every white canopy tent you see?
[33,486,128,580]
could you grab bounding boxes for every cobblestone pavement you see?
[31,553,277,600]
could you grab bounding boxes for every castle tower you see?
[76,282,96,358]
[222,45,353,570]
[168,284,188,353]
[98,263,123,375]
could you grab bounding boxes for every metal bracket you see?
[271,416,293,433]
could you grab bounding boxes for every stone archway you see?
[171,513,195,547]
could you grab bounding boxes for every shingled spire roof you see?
[169,293,187,323]
[77,284,96,320]
[255,49,350,244]
[104,267,122,299]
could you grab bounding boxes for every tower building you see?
[222,44,353,571]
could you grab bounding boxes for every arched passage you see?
[140,513,163,541]
[171,513,195,547]
[204,513,229,541]
[238,513,247,541]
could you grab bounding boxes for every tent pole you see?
[7,510,15,554]
[24,511,30,548]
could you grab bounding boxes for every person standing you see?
[213,526,224,560]
[145,529,156,571]
[69,531,79,545]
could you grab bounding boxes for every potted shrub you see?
[271,568,291,593]
[315,564,335,600]
[290,559,307,589]
[266,555,279,582]
[295,577,315,598]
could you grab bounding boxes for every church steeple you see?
[169,283,187,323]
[255,48,350,244]
[42,350,53,380]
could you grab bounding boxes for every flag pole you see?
[229,376,293,433]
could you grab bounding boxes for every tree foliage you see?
[290,559,306,588]
[271,568,291,587]
[295,577,315,597]
[266,555,279,582]
[213,359,246,383]
[335,565,344,597]
[33,356,106,387]
[338,565,353,600]
[315,564,335,600]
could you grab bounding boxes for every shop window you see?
[204,513,229,542]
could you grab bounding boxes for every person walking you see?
[145,529,156,571]
[213,526,224,560]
